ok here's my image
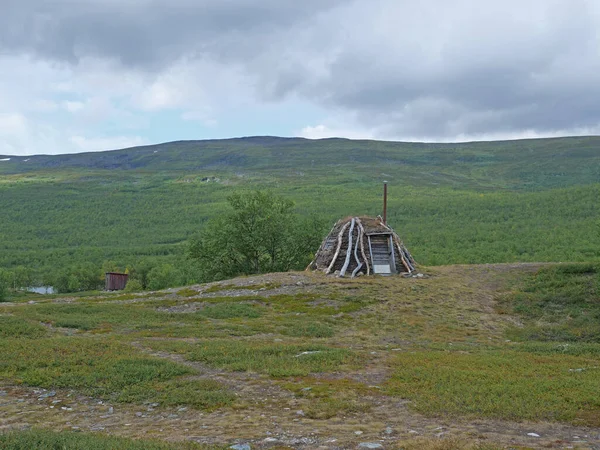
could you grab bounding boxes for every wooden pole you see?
[326,221,351,274]
[339,218,356,277]
[383,181,388,225]
[356,219,370,275]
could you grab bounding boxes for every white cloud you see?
[2,1,600,154]
[0,113,28,136]
[299,124,375,140]
[69,135,148,152]
[63,101,85,113]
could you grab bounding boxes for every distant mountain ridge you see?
[1,135,599,190]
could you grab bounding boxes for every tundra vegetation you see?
[0,136,599,296]
[1,264,599,448]
[0,136,599,447]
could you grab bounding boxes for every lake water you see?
[27,286,56,294]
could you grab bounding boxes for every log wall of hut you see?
[309,216,415,277]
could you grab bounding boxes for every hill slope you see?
[1,135,600,189]
[0,136,599,280]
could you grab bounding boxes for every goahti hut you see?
[308,216,415,277]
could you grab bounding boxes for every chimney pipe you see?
[383,181,388,225]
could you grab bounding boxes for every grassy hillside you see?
[2,135,600,189]
[1,264,599,448]
[1,136,599,282]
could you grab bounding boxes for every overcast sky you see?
[1,0,600,155]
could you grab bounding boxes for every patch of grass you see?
[197,303,262,319]
[0,429,212,450]
[85,292,159,302]
[145,339,354,377]
[118,378,235,409]
[0,315,47,338]
[389,438,502,450]
[504,263,600,342]
[281,377,372,419]
[514,341,600,356]
[15,302,196,333]
[203,282,280,293]
[267,293,370,316]
[177,288,198,297]
[386,349,600,426]
[0,337,232,410]
[280,321,335,338]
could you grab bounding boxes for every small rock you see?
[177,407,188,412]
[167,414,179,419]
[416,273,424,278]
[296,410,305,416]
[38,391,56,400]
[108,407,114,414]
[135,412,143,417]
[408,430,419,434]
[229,444,251,450]
[296,281,303,286]
[354,431,364,435]
[90,426,105,431]
[527,433,540,437]
[295,351,321,357]
[150,402,159,407]
[384,427,394,435]
[302,387,312,391]
[358,444,384,449]
[28,300,35,304]
[263,437,278,443]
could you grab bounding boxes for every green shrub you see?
[197,303,262,319]
[147,264,180,290]
[507,263,600,342]
[0,429,208,449]
[0,268,10,301]
[124,278,143,292]
[0,316,47,338]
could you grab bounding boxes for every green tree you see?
[189,191,325,282]
[0,269,10,301]
[11,266,31,290]
[127,259,156,289]
[147,264,180,290]
[53,263,102,293]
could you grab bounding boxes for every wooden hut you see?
[105,272,129,291]
[308,216,415,277]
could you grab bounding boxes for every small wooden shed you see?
[105,272,129,291]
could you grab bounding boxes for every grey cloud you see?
[0,0,344,68]
[2,0,600,140]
